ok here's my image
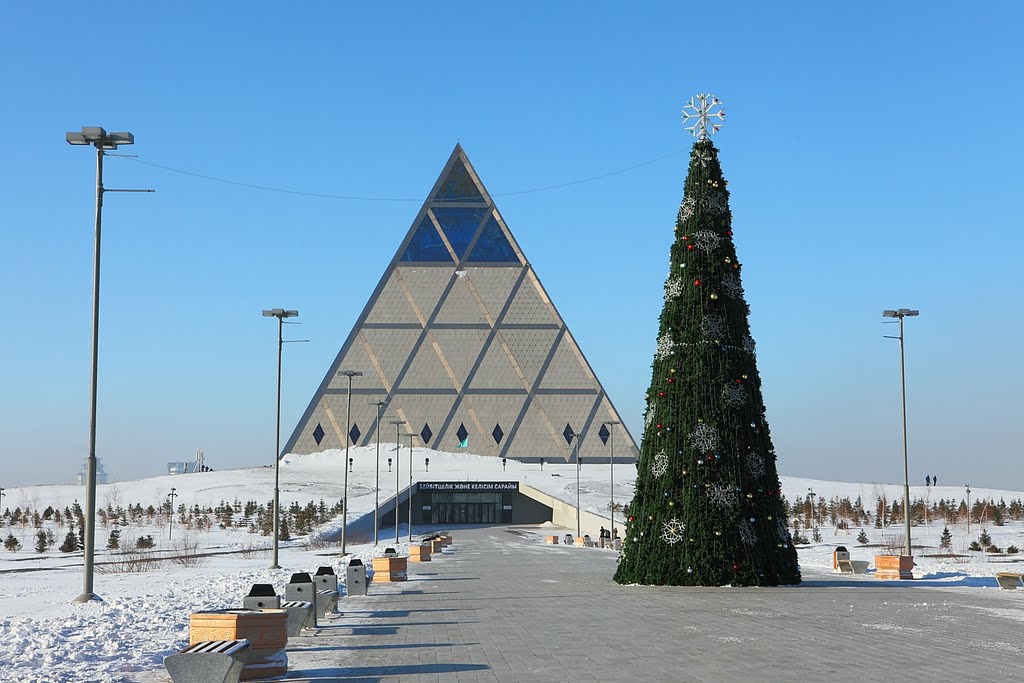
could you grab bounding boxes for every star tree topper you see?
[682,93,725,140]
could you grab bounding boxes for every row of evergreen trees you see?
[1,497,346,554]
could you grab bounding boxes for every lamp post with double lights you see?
[338,370,363,555]
[565,426,583,537]
[66,126,153,604]
[262,308,300,569]
[371,400,387,545]
[883,308,920,558]
[389,420,406,543]
[403,433,417,543]
[167,488,178,540]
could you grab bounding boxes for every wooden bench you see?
[837,559,870,574]
[164,639,251,683]
[996,572,1024,590]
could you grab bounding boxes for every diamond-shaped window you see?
[313,423,325,445]
[421,423,433,445]
[563,423,575,445]
[456,423,469,444]
[492,423,504,445]
[598,423,610,445]
[349,423,361,445]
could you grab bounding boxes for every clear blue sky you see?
[1,3,1021,489]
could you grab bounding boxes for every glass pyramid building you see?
[283,145,638,463]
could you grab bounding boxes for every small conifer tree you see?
[857,529,869,545]
[35,530,48,554]
[106,528,121,550]
[60,530,79,553]
[5,533,22,552]
[979,528,992,547]
[940,526,953,549]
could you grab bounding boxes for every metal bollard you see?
[242,583,280,611]
[346,558,368,596]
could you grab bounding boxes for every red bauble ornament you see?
[687,244,695,250]
[667,378,675,384]
[628,515,635,522]
[658,391,665,397]
[694,279,701,286]
[732,564,740,572]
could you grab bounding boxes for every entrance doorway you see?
[429,492,507,525]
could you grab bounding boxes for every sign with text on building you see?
[418,481,519,492]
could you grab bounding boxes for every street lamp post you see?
[66,126,152,604]
[167,488,177,540]
[389,420,406,543]
[371,400,387,545]
[404,433,417,543]
[808,488,817,535]
[262,308,299,569]
[601,421,620,544]
[965,484,972,534]
[338,370,363,555]
[573,432,582,537]
[883,308,920,558]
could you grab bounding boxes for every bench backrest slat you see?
[183,639,249,655]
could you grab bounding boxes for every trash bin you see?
[285,572,317,628]
[243,583,280,610]
[833,545,850,571]
[346,558,367,596]
[383,547,397,556]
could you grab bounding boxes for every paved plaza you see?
[283,527,1024,682]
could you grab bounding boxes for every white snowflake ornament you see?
[722,382,747,408]
[651,450,669,476]
[655,333,676,359]
[664,277,683,302]
[661,517,686,544]
[693,230,722,253]
[688,423,719,452]
[738,520,757,546]
[745,452,767,478]
[701,315,727,340]
[708,483,738,509]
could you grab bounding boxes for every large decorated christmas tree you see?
[614,95,801,587]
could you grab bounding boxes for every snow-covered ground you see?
[1,447,1022,682]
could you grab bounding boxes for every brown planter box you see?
[431,539,444,553]
[409,544,431,562]
[372,555,408,582]
[189,609,288,680]
[874,554,914,580]
[546,535,560,545]
[440,534,452,546]
[575,536,587,547]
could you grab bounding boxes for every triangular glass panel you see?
[434,158,484,202]
[401,215,453,262]
[432,207,487,259]
[466,214,519,263]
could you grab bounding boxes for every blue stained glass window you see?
[466,215,519,263]
[401,215,453,262]
[435,159,484,202]
[432,207,487,259]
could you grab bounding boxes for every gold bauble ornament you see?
[710,292,718,300]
